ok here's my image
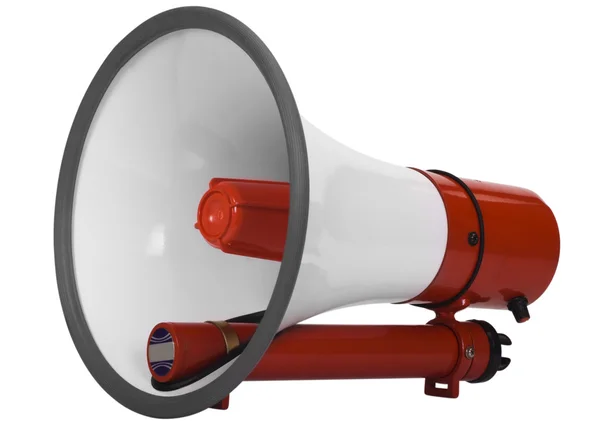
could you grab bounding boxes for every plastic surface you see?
[193,120,451,332]
[149,321,492,388]
[69,24,448,399]
[191,123,449,332]
[463,177,559,308]
[147,322,256,383]
[278,119,448,329]
[248,324,461,381]
[71,28,288,396]
[196,178,289,261]
[412,170,560,309]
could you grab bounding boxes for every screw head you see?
[465,346,475,359]
[468,231,479,246]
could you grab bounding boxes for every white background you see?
[2,1,599,430]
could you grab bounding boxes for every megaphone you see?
[54,6,560,418]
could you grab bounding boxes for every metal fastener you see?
[468,231,479,246]
[465,346,475,359]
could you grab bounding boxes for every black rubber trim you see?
[151,344,247,392]
[416,169,485,309]
[54,7,309,419]
[227,310,266,324]
[151,310,266,391]
[467,320,501,384]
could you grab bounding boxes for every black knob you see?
[498,333,512,346]
[497,333,511,372]
[499,357,511,371]
[507,296,530,323]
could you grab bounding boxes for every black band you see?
[416,169,485,309]
[227,310,266,324]
[151,343,247,392]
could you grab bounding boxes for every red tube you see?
[247,324,460,380]
[149,322,490,384]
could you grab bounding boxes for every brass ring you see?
[206,321,240,353]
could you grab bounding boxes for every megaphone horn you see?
[55,6,560,418]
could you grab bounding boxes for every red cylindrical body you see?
[410,169,560,309]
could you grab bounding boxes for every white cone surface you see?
[72,29,286,396]
[280,119,447,329]
[72,28,448,397]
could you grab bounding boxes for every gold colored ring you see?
[206,321,240,353]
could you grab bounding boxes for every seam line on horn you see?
[416,169,486,309]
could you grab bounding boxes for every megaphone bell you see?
[55,6,560,418]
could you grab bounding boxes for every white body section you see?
[71,29,447,396]
[280,120,447,328]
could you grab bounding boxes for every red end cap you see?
[196,190,231,245]
[196,178,290,261]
